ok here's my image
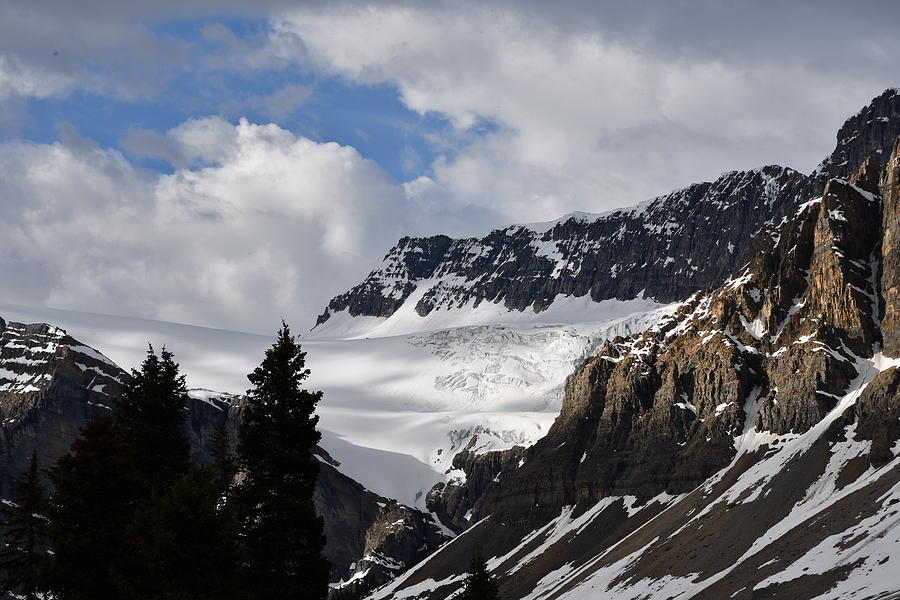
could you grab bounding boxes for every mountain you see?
[0,318,448,596]
[365,134,900,599]
[313,88,900,340]
[0,318,124,496]
[3,90,900,600]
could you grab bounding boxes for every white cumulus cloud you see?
[271,3,898,220]
[0,118,433,333]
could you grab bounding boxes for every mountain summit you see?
[314,89,900,340]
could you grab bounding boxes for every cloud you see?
[3,0,900,334]
[122,128,190,168]
[0,118,432,333]
[0,2,196,101]
[270,3,899,220]
[254,84,314,120]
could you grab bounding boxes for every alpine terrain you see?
[0,89,899,599]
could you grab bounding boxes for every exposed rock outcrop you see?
[314,448,448,598]
[881,136,900,357]
[814,87,900,184]
[425,158,890,530]
[425,437,526,532]
[0,319,123,496]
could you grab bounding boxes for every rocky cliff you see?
[315,89,900,337]
[369,134,900,599]
[0,318,124,496]
[881,136,900,357]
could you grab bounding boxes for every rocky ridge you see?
[369,134,900,599]
[0,318,124,496]
[315,89,900,336]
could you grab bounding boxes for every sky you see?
[1,0,898,334]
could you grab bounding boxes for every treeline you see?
[0,322,329,600]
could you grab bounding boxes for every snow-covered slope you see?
[0,301,273,394]
[0,299,673,507]
[310,292,662,340]
[371,351,900,600]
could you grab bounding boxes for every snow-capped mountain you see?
[313,89,900,341]
[2,90,900,600]
[366,121,900,600]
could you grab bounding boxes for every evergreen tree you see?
[116,346,190,493]
[459,554,500,600]
[45,346,201,600]
[0,451,47,600]
[112,347,234,600]
[45,415,138,600]
[235,322,330,600]
[210,426,237,490]
[127,465,246,600]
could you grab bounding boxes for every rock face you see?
[814,87,900,184]
[0,323,446,599]
[373,135,900,600]
[318,166,811,328]
[315,448,448,599]
[316,89,900,335]
[425,437,526,532]
[0,319,124,496]
[881,136,900,357]
[317,235,454,324]
[424,162,887,531]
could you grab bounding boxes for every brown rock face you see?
[881,137,900,357]
[425,438,525,532]
[381,138,900,600]
[850,366,900,467]
[804,179,882,355]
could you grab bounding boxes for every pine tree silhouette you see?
[210,426,237,490]
[459,553,500,600]
[45,415,137,600]
[235,321,330,600]
[0,451,47,600]
[45,346,231,599]
[128,464,246,600]
[115,346,190,493]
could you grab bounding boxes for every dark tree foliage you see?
[235,321,330,600]
[115,346,190,493]
[459,554,501,600]
[0,451,47,600]
[45,346,237,600]
[127,465,247,600]
[45,415,139,600]
[210,426,237,490]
